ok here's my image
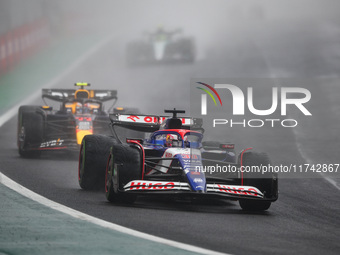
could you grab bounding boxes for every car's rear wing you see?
[109,113,203,133]
[42,89,117,102]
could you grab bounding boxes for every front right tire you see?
[78,135,116,190]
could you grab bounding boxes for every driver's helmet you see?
[155,25,167,41]
[183,135,190,147]
[156,25,164,33]
[83,103,91,114]
[83,102,100,114]
[75,102,83,114]
[165,134,180,147]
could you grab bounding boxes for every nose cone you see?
[186,172,207,193]
[154,41,166,60]
[196,189,205,194]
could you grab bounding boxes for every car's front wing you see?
[123,180,266,200]
[24,138,79,152]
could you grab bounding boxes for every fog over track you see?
[1,1,339,254]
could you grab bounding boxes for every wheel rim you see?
[112,160,119,193]
[105,154,119,194]
[18,126,25,150]
[105,155,113,193]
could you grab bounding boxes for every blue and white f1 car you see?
[78,109,278,211]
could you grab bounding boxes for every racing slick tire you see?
[238,151,278,211]
[78,134,116,190]
[17,106,44,158]
[105,143,142,203]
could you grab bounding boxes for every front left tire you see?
[18,106,44,158]
[238,151,278,211]
[105,143,142,203]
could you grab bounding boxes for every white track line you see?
[0,35,113,128]
[0,173,229,255]
[0,37,231,255]
[292,127,340,191]
[254,39,340,192]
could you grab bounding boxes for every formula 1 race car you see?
[126,27,195,66]
[17,82,137,157]
[78,109,278,211]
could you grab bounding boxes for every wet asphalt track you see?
[1,28,340,255]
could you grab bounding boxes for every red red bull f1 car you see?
[78,109,278,211]
[17,82,137,157]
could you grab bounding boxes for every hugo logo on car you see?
[124,181,176,190]
[79,108,278,211]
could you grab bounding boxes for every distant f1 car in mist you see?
[126,26,195,66]
[17,82,138,157]
[78,109,278,211]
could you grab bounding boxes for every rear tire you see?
[78,135,116,190]
[238,151,278,211]
[18,106,44,158]
[105,143,142,203]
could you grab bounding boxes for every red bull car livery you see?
[78,109,278,211]
[17,82,137,157]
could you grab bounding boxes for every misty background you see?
[1,0,339,78]
[1,0,340,171]
[0,3,339,254]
